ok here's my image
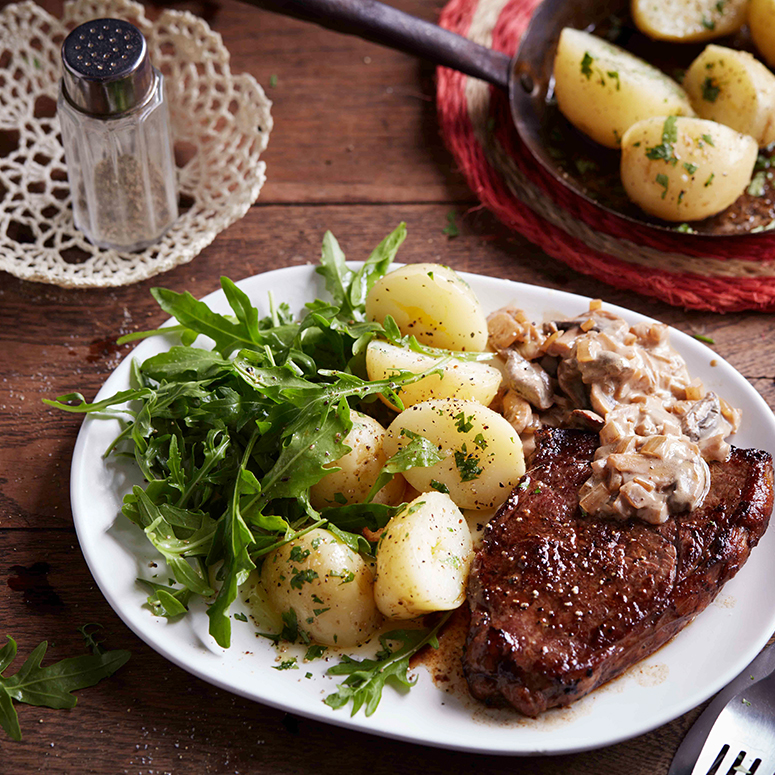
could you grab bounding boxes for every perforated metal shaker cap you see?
[62,19,153,116]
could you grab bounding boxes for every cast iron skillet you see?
[246,0,775,236]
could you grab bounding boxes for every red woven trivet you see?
[437,0,775,312]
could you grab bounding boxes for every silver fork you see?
[691,670,775,775]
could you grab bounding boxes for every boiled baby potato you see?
[261,528,382,647]
[383,398,525,510]
[632,0,747,43]
[750,0,775,69]
[683,45,775,147]
[365,340,502,409]
[620,116,757,221]
[553,28,694,149]
[365,263,488,351]
[374,491,473,620]
[309,411,405,509]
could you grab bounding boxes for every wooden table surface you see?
[2,0,774,772]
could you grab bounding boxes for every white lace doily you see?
[0,0,272,287]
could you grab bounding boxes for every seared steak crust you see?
[463,428,774,717]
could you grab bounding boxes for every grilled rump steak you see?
[464,428,774,717]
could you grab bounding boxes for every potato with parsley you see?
[750,0,775,69]
[383,398,525,510]
[365,340,502,409]
[309,412,405,509]
[374,491,473,620]
[620,116,757,221]
[553,28,694,149]
[683,46,775,148]
[631,0,747,43]
[261,528,381,647]
[365,263,488,351]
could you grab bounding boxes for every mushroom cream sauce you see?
[488,301,741,525]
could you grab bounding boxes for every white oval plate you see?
[71,265,775,756]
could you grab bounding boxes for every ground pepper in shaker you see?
[58,19,178,251]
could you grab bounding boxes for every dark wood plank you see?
[0,529,701,774]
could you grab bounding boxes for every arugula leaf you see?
[42,388,152,414]
[131,487,216,596]
[47,225,441,651]
[320,501,400,532]
[205,430,261,647]
[138,580,192,618]
[150,287,263,358]
[346,223,406,313]
[324,613,451,716]
[0,635,130,741]
[140,347,231,381]
[380,315,493,362]
[364,432,445,503]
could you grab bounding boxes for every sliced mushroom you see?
[589,383,616,417]
[502,390,534,434]
[557,359,588,409]
[568,409,605,431]
[503,349,554,410]
[681,393,722,443]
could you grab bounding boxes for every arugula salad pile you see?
[48,224,467,715]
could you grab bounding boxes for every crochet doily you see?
[0,0,272,287]
[437,0,775,312]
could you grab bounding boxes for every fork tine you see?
[691,742,734,775]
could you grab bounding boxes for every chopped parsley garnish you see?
[289,546,311,563]
[453,411,474,433]
[748,171,767,197]
[581,52,595,79]
[693,333,715,344]
[676,223,695,233]
[701,133,715,146]
[233,612,248,622]
[606,70,621,90]
[656,173,670,199]
[454,445,483,482]
[290,569,319,589]
[646,116,678,165]
[442,210,459,238]
[330,569,355,584]
[701,16,716,30]
[683,162,698,175]
[269,74,278,88]
[574,158,599,175]
[702,77,721,102]
[430,479,450,494]
[273,658,298,671]
[304,645,328,661]
[705,172,715,187]
[472,433,488,450]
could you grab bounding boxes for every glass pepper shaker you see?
[58,18,178,252]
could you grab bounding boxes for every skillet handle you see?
[243,0,511,90]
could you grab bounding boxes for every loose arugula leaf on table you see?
[324,612,452,716]
[0,633,130,741]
